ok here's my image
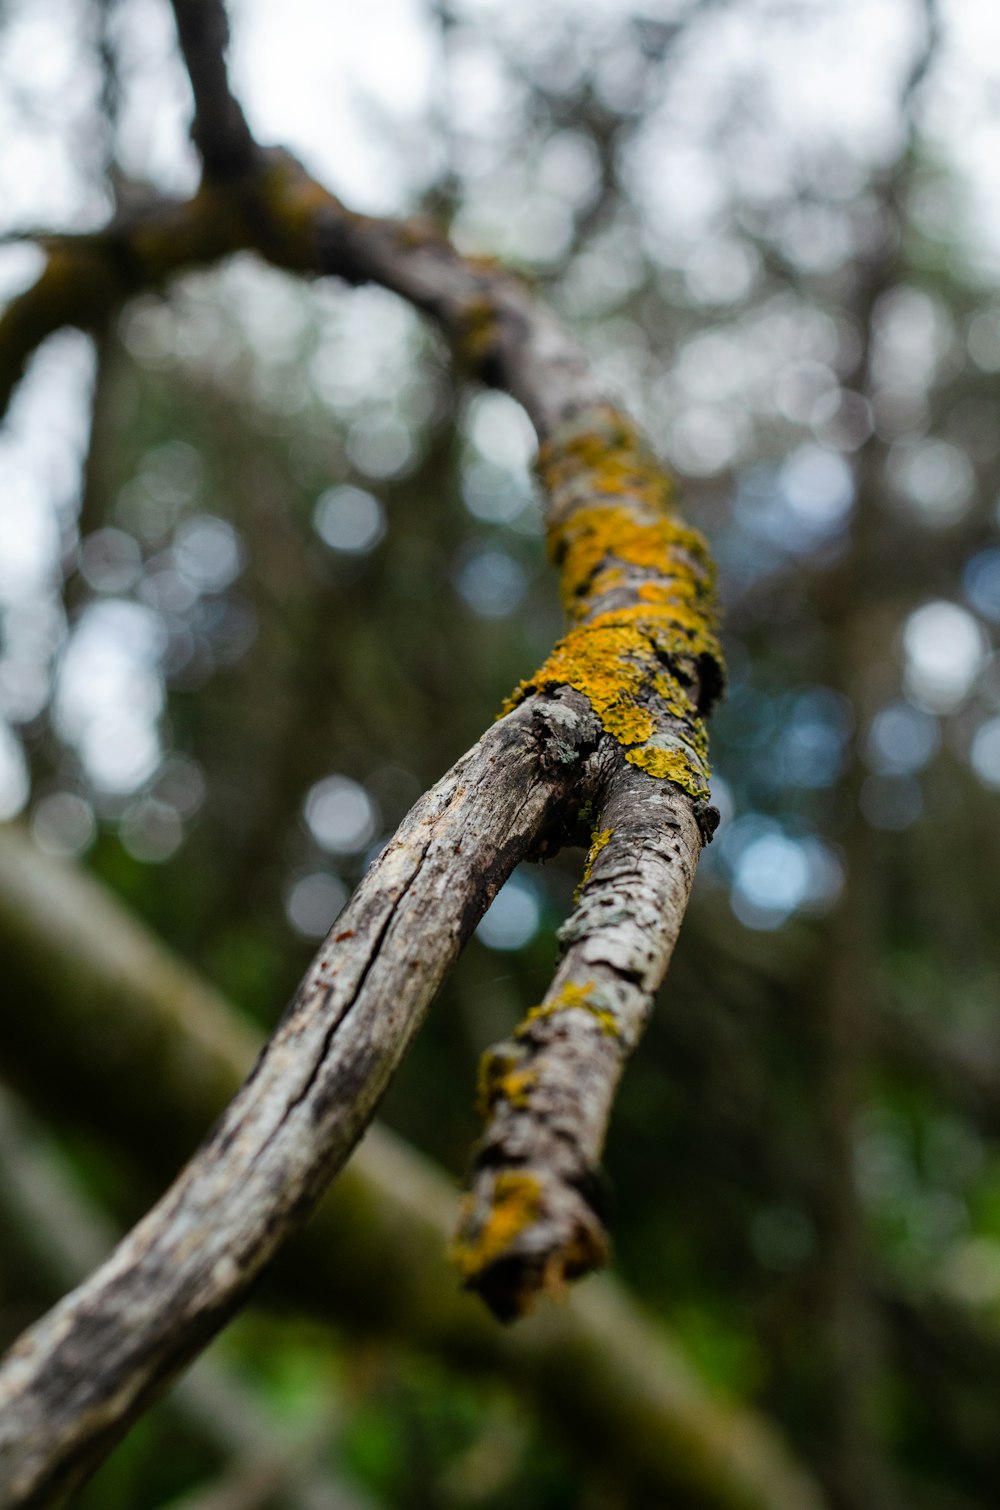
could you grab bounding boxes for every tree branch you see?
[167,0,258,179]
[0,29,725,1498]
[0,694,601,1504]
[454,760,706,1318]
[452,407,720,1315]
[0,1085,370,1510]
[0,824,824,1510]
[0,192,248,416]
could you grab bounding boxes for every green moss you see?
[521,979,620,1039]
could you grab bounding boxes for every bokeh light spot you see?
[304,775,378,854]
[476,872,540,952]
[313,485,386,554]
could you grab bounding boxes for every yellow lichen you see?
[583,827,613,883]
[626,745,704,785]
[504,605,713,800]
[501,406,723,801]
[521,979,620,1039]
[574,827,614,903]
[476,1047,537,1117]
[450,1171,543,1278]
[547,505,715,623]
[499,1067,537,1108]
[475,1045,521,1119]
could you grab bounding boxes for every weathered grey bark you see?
[0,1087,370,1510]
[0,824,826,1510]
[0,694,603,1505]
[455,759,705,1318]
[0,0,724,1496]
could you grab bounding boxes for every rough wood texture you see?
[0,695,599,1506]
[0,3,726,1498]
[0,1088,362,1510]
[0,824,826,1510]
[454,759,704,1318]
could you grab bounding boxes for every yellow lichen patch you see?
[504,603,714,800]
[522,979,620,1038]
[548,505,714,621]
[502,404,723,799]
[476,1047,537,1117]
[475,1045,522,1119]
[450,1171,543,1279]
[498,1067,537,1109]
[505,620,653,739]
[583,827,613,885]
[537,409,665,500]
[574,826,613,903]
[589,564,627,598]
[625,744,707,790]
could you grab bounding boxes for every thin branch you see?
[0,824,825,1510]
[0,693,598,1505]
[452,404,720,1314]
[454,760,706,1318]
[167,0,258,179]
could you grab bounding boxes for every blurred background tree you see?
[2,0,1000,1506]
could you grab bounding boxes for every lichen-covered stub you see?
[450,1171,543,1281]
[506,406,725,798]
